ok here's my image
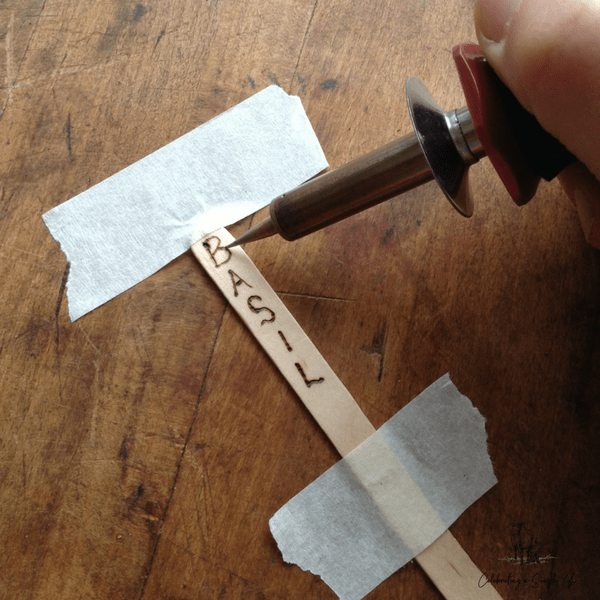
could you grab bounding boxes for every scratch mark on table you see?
[62,113,72,158]
[137,305,228,599]
[54,264,69,400]
[88,399,100,446]
[278,291,355,303]
[193,445,214,544]
[173,496,195,555]
[22,451,27,490]
[133,324,156,378]
[3,12,15,91]
[0,241,43,260]
[290,0,318,94]
[118,437,129,462]
[3,0,49,117]
[77,323,101,356]
[0,12,15,120]
[14,58,130,90]
[154,27,166,49]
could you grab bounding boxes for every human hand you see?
[474,0,600,247]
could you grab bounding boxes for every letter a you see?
[228,269,252,297]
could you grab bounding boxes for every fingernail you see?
[474,0,521,43]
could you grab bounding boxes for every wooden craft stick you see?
[192,228,502,600]
[193,231,375,457]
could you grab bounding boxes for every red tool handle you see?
[453,42,576,206]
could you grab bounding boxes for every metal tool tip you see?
[226,216,278,248]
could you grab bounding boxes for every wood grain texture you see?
[1,1,599,600]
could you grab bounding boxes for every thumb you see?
[474,0,600,179]
[474,0,600,247]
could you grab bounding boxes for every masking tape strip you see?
[270,376,497,600]
[192,229,502,600]
[43,85,327,321]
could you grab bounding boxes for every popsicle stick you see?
[193,230,375,457]
[192,228,502,600]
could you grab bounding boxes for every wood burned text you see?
[202,235,325,389]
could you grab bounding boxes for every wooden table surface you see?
[2,1,599,599]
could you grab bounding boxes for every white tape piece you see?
[269,375,497,600]
[43,86,328,321]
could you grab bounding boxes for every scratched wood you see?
[0,1,598,600]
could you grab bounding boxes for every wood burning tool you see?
[228,43,576,248]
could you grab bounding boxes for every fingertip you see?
[474,0,521,44]
[474,0,600,180]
